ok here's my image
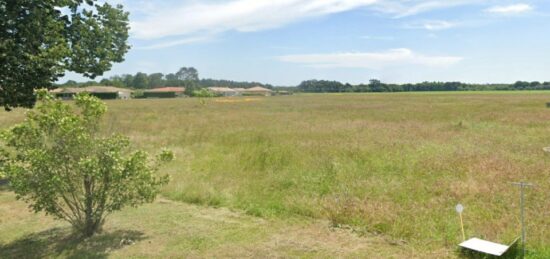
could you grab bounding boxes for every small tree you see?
[0,91,172,237]
[133,72,150,89]
[175,67,199,82]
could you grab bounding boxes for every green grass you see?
[2,92,550,257]
[0,191,417,258]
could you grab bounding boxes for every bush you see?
[131,90,145,99]
[192,88,218,98]
[0,91,173,237]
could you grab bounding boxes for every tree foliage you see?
[148,73,165,88]
[0,91,172,237]
[59,66,274,90]
[0,0,130,110]
[297,80,550,93]
[175,67,199,82]
[199,79,273,89]
[132,72,149,89]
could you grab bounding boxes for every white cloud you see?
[373,0,483,18]
[486,4,533,14]
[361,35,395,40]
[406,20,457,30]
[129,0,488,41]
[131,0,377,40]
[277,48,463,69]
[422,20,456,30]
[134,36,212,50]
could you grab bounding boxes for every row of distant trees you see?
[59,67,273,91]
[59,68,550,94]
[297,80,550,93]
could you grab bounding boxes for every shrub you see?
[192,88,218,98]
[0,91,173,237]
[131,90,145,99]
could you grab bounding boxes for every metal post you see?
[459,212,465,241]
[520,185,525,257]
[512,182,533,258]
[455,204,465,241]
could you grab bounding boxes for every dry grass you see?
[0,191,422,258]
[2,92,550,257]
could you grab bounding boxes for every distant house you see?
[208,87,239,97]
[51,86,132,100]
[233,88,247,94]
[143,87,186,98]
[244,86,273,96]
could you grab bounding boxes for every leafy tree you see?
[164,73,180,86]
[530,81,541,87]
[99,78,112,86]
[133,72,149,89]
[64,80,79,87]
[199,79,272,89]
[298,80,344,93]
[0,1,130,110]
[82,81,99,87]
[368,79,383,92]
[108,75,125,88]
[176,67,199,82]
[0,91,172,237]
[184,83,200,97]
[148,73,165,88]
[173,67,199,95]
[123,74,134,88]
[294,79,548,93]
[513,81,530,90]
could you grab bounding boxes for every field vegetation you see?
[2,92,550,257]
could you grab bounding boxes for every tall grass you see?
[2,92,550,254]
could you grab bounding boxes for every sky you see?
[64,0,550,86]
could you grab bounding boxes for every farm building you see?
[208,87,240,97]
[243,86,273,96]
[143,87,186,98]
[51,86,132,100]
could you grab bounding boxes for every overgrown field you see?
[2,92,550,257]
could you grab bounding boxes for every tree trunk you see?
[83,218,99,237]
[83,177,99,237]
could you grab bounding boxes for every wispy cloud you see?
[277,48,463,69]
[373,0,483,18]
[134,36,213,50]
[485,4,533,14]
[130,0,378,40]
[361,35,395,40]
[405,20,457,31]
[129,0,488,41]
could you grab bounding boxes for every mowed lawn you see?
[2,92,550,257]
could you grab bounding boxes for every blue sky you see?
[65,0,550,86]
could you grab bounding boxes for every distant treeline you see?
[58,66,549,93]
[297,79,550,93]
[199,79,272,89]
[58,66,273,90]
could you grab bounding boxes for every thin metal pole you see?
[512,182,533,259]
[520,185,525,258]
[459,212,465,241]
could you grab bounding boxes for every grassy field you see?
[2,92,550,257]
[0,189,418,258]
